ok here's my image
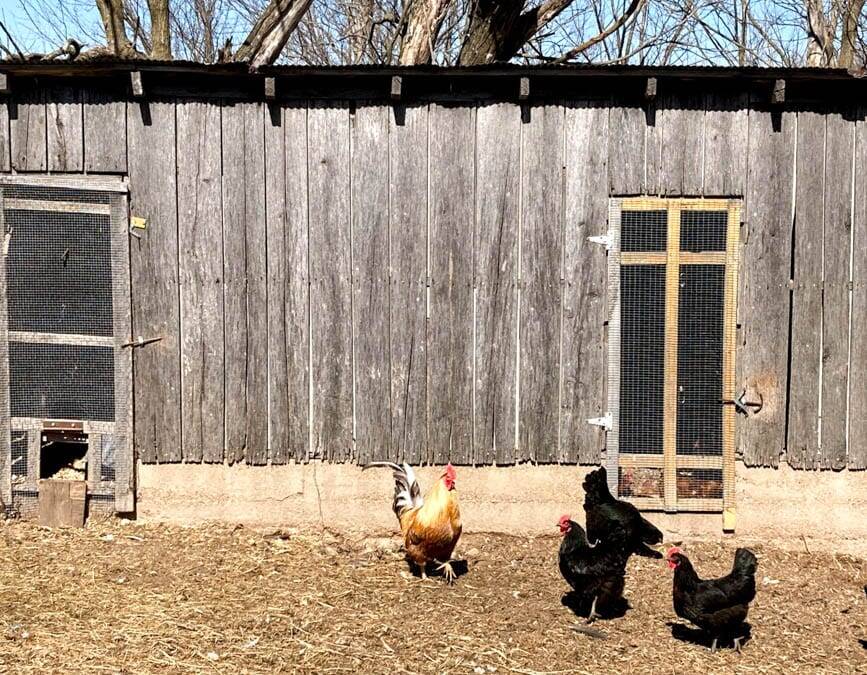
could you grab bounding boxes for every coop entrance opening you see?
[40,430,88,481]
[606,197,741,520]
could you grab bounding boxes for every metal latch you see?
[588,233,613,250]
[586,414,612,430]
[122,335,163,349]
[720,390,763,417]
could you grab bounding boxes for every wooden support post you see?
[662,203,681,512]
[0,73,8,95]
[390,75,402,100]
[519,76,530,101]
[645,77,657,101]
[130,71,144,98]
[264,77,276,100]
[772,79,785,105]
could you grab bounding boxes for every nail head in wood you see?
[0,73,8,95]
[519,76,530,101]
[130,71,144,98]
[772,78,785,105]
[264,76,276,100]
[391,75,402,100]
[645,77,657,101]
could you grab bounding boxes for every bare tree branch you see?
[234,0,312,67]
[554,0,645,63]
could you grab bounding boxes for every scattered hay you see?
[0,520,864,674]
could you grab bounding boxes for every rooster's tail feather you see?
[362,461,424,520]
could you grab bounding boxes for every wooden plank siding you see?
[308,103,352,462]
[46,86,83,173]
[221,102,267,464]
[519,104,563,462]
[352,104,391,464]
[656,92,705,196]
[176,100,225,463]
[474,103,520,465]
[127,100,182,464]
[561,101,608,464]
[850,109,867,470]
[819,110,853,470]
[10,85,47,172]
[787,110,825,469]
[737,104,795,467]
[389,104,428,465]
[428,104,474,465]
[0,100,9,172]
[83,89,127,173]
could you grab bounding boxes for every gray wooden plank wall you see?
[0,88,865,471]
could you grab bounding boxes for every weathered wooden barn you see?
[0,61,863,532]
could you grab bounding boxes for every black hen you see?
[667,547,758,652]
[583,467,663,559]
[558,515,629,623]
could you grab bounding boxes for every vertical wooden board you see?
[739,106,795,468]
[127,100,181,464]
[657,93,704,196]
[221,102,267,464]
[0,192,9,505]
[787,110,824,470]
[608,105,644,195]
[561,102,607,465]
[428,104,474,465]
[10,87,46,171]
[704,93,748,196]
[84,90,127,173]
[850,111,867,470]
[309,104,352,462]
[176,100,224,463]
[47,86,83,172]
[0,100,9,171]
[520,104,563,463]
[352,104,390,464]
[475,103,520,465]
[820,111,853,470]
[389,105,428,465]
[283,106,310,464]
[264,106,288,465]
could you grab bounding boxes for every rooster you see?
[558,515,629,623]
[583,466,663,560]
[667,547,758,652]
[363,462,461,583]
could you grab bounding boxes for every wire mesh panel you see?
[0,179,132,517]
[609,198,740,517]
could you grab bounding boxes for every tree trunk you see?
[838,0,866,68]
[147,0,172,59]
[804,0,836,66]
[398,0,452,65]
[95,0,135,56]
[458,0,525,65]
[235,0,313,68]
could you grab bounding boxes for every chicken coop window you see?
[606,198,741,517]
[0,177,132,515]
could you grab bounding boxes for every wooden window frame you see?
[606,197,741,527]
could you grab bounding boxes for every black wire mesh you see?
[621,210,667,252]
[619,264,666,455]
[676,264,725,456]
[100,435,117,482]
[680,210,728,252]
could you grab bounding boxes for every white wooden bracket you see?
[586,414,612,430]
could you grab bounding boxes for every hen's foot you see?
[435,560,456,584]
[710,638,718,653]
[733,636,744,653]
[585,596,599,624]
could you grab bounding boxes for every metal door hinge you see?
[588,233,613,250]
[122,335,163,349]
[587,414,612,430]
[719,389,763,417]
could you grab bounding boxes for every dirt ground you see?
[0,520,865,674]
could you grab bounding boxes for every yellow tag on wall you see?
[130,216,148,230]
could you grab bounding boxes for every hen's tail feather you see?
[582,467,613,505]
[733,547,758,577]
[362,461,424,520]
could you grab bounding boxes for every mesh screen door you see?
[605,197,740,523]
[0,177,133,516]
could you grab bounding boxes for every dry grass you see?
[0,519,865,674]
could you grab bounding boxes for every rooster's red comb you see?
[666,546,682,558]
[444,463,456,480]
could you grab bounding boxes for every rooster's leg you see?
[434,560,456,584]
[710,638,718,653]
[586,596,599,624]
[733,636,743,653]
